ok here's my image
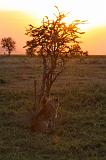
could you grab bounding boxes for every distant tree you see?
[24,6,87,103]
[1,37,16,56]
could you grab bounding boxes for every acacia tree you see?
[24,7,87,102]
[1,37,16,56]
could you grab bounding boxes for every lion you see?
[31,96,60,132]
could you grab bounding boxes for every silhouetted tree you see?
[1,37,16,56]
[24,6,87,102]
[26,47,35,57]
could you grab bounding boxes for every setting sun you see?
[0,0,106,29]
[0,0,106,54]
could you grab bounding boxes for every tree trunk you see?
[38,71,46,101]
[8,50,11,56]
[45,82,52,97]
[38,54,47,103]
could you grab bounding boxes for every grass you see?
[0,55,106,160]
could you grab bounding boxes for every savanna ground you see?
[0,55,106,160]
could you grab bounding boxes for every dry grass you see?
[0,55,106,160]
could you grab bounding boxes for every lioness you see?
[31,96,60,132]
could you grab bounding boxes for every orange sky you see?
[0,0,106,55]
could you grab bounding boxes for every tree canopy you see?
[24,7,87,100]
[1,37,16,56]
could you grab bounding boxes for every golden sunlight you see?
[0,0,106,55]
[0,0,106,30]
[24,0,106,30]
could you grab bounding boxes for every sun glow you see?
[27,0,106,31]
[0,0,106,30]
[21,0,106,30]
[0,0,106,55]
